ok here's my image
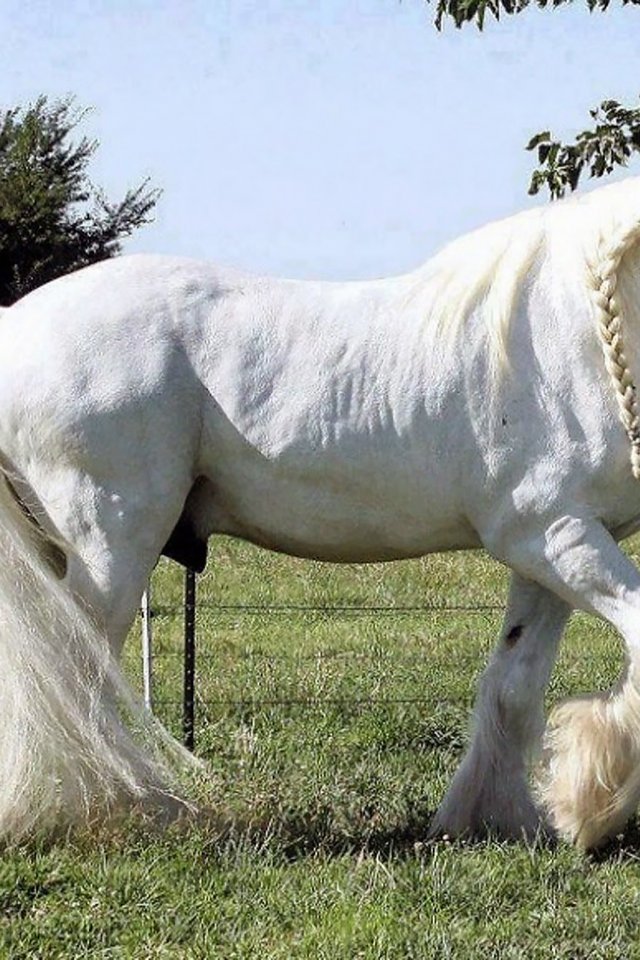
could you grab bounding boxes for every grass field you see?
[2,538,640,958]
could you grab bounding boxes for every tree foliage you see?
[432,0,639,31]
[526,100,640,198]
[0,96,160,305]
[428,0,640,198]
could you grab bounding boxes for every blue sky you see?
[2,1,640,279]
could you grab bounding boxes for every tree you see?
[428,0,640,198]
[0,96,160,305]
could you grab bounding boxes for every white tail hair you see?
[0,466,201,842]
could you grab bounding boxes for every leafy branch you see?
[526,100,640,199]
[427,0,640,197]
[431,0,640,32]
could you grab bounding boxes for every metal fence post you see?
[141,585,153,712]
[183,568,197,750]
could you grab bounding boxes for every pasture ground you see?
[2,540,640,957]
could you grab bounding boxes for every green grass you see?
[2,538,640,958]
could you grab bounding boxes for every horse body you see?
[0,255,483,631]
[188,263,482,562]
[3,178,640,846]
[1,249,629,606]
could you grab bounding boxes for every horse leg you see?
[431,573,570,840]
[497,516,640,849]
[64,540,157,655]
[32,467,195,655]
[0,469,199,840]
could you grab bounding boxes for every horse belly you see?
[216,508,479,563]
[200,440,478,562]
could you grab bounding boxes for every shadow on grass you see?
[181,801,560,863]
[6,804,563,867]
[586,818,640,864]
[278,816,439,861]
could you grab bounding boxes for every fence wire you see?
[132,572,505,746]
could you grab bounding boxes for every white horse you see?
[3,178,640,848]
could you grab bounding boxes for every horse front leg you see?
[494,516,640,849]
[431,574,570,841]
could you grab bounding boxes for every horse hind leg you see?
[499,516,640,849]
[0,465,157,650]
[31,467,202,654]
[0,469,201,841]
[430,574,570,841]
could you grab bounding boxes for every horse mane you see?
[408,203,546,371]
[580,183,640,479]
[409,177,640,387]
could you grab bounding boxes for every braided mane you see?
[587,218,640,479]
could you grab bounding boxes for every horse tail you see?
[588,217,640,480]
[0,464,200,842]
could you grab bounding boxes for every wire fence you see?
[136,567,505,748]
